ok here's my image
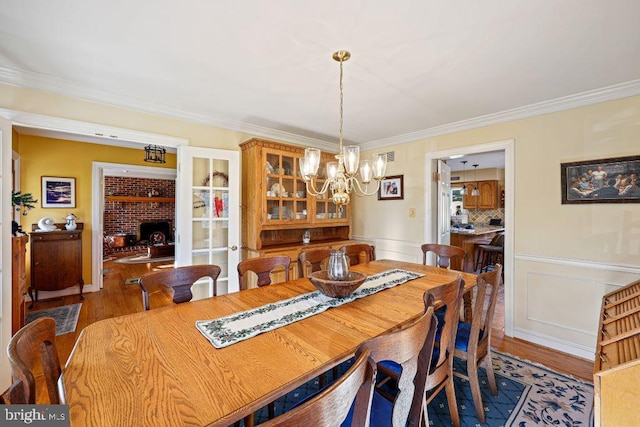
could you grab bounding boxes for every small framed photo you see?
[42,176,76,208]
[378,175,404,200]
[560,155,640,204]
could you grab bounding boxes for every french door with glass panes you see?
[176,146,240,297]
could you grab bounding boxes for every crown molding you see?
[0,66,337,151]
[360,79,640,151]
[2,66,639,153]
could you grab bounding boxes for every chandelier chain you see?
[339,55,344,151]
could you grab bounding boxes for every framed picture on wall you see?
[42,176,76,208]
[378,175,404,200]
[560,155,640,204]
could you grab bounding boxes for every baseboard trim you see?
[513,327,595,361]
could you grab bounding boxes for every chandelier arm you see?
[304,178,331,196]
[349,177,382,196]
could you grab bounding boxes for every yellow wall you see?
[18,135,177,288]
[0,83,251,150]
[354,94,640,357]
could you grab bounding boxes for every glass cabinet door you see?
[176,146,240,296]
[265,150,309,222]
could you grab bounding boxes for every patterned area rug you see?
[250,350,594,426]
[25,303,82,336]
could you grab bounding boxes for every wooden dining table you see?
[60,259,477,426]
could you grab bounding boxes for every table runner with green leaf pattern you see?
[196,268,424,348]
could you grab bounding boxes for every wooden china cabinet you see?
[240,138,356,279]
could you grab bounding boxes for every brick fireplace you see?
[104,176,175,255]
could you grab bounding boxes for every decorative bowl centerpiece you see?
[308,270,367,298]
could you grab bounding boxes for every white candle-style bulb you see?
[372,153,387,179]
[343,145,360,175]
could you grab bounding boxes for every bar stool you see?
[477,234,504,275]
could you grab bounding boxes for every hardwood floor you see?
[27,255,594,396]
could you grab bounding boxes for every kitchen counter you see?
[450,225,504,236]
[450,225,504,272]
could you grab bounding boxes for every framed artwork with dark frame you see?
[42,176,76,208]
[378,175,404,200]
[561,155,640,204]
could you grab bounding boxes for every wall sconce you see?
[144,145,166,164]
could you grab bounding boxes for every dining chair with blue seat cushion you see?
[259,348,377,426]
[377,275,464,427]
[291,291,439,427]
[451,264,502,423]
[347,292,438,427]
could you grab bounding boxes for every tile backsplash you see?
[468,208,504,225]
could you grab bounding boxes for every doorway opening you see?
[424,139,514,336]
[92,162,177,290]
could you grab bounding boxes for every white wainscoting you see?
[514,254,640,361]
[351,235,422,264]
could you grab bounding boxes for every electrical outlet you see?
[408,208,416,218]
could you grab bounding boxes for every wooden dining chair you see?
[421,243,465,271]
[260,349,376,427]
[280,291,438,427]
[238,255,291,290]
[362,292,439,427]
[378,275,464,427]
[339,244,375,267]
[452,264,502,423]
[297,248,333,278]
[7,317,62,404]
[139,264,221,310]
[0,380,26,404]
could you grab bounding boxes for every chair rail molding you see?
[515,253,640,275]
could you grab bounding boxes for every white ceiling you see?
[1,1,640,151]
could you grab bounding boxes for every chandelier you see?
[299,50,387,206]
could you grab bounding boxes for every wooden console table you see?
[29,223,84,306]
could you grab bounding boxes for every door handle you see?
[229,245,238,251]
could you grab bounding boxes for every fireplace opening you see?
[139,220,173,245]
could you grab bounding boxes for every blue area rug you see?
[251,350,594,426]
[25,303,82,336]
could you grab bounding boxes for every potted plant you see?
[11,190,38,236]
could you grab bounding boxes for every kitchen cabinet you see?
[461,180,499,209]
[12,235,28,334]
[240,138,351,252]
[29,223,84,306]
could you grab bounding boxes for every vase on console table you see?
[65,213,78,230]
